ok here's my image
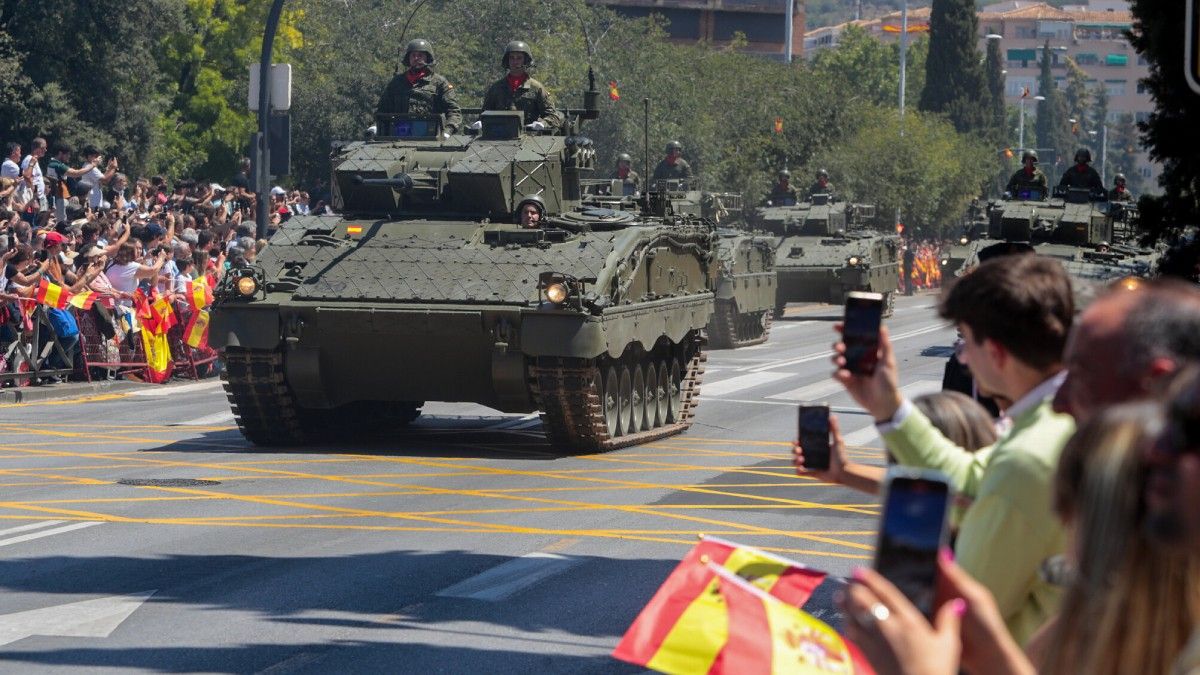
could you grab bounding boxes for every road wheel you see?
[617,365,633,437]
[602,366,621,438]
[645,361,661,429]
[631,363,647,432]
[666,358,683,423]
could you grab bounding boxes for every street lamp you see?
[1020,94,1045,151]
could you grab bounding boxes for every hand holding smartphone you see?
[843,291,885,376]
[797,404,832,471]
[873,467,952,618]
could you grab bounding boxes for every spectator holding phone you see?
[20,138,48,213]
[832,255,1075,645]
[79,146,118,209]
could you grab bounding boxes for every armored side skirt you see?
[211,296,712,413]
[713,271,777,313]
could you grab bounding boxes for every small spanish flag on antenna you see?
[608,80,620,101]
[1004,147,1014,158]
[773,117,784,134]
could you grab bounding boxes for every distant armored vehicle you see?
[211,75,719,452]
[753,194,900,316]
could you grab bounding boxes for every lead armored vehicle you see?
[211,76,719,451]
[753,195,900,316]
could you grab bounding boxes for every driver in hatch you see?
[1006,150,1048,199]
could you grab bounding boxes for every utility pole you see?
[1100,123,1108,185]
[897,0,908,236]
[255,0,286,240]
[785,0,794,63]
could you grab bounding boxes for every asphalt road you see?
[0,293,956,674]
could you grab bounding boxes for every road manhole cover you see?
[117,478,221,487]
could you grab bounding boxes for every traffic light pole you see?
[256,0,286,240]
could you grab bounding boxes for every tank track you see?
[707,300,772,349]
[221,347,308,446]
[532,334,706,452]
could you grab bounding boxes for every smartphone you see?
[874,468,952,618]
[843,291,885,376]
[797,404,831,471]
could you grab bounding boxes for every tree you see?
[1087,82,1108,161]
[1062,57,1090,133]
[1034,42,1072,181]
[811,105,995,239]
[809,25,927,109]
[1127,0,1200,239]
[983,37,1007,146]
[918,0,988,135]
[1108,113,1145,194]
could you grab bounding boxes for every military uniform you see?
[807,181,835,198]
[652,158,692,181]
[1058,165,1104,192]
[376,68,462,134]
[1006,167,1048,197]
[482,75,563,131]
[612,169,641,195]
[767,184,798,204]
[1109,186,1133,202]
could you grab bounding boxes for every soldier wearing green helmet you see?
[1059,147,1105,192]
[1109,173,1133,202]
[651,141,693,182]
[611,152,641,195]
[1006,150,1048,199]
[376,38,463,134]
[767,168,798,205]
[807,168,836,199]
[481,40,563,132]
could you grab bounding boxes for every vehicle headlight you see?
[941,258,950,266]
[544,282,569,305]
[848,256,860,266]
[236,276,258,297]
[960,236,969,245]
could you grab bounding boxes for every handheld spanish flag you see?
[613,537,827,672]
[609,80,620,101]
[183,309,210,349]
[184,278,213,310]
[774,117,784,134]
[140,326,173,383]
[706,564,874,674]
[69,290,98,310]
[1020,86,1030,99]
[149,295,177,334]
[35,278,72,309]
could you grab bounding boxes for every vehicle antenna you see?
[643,98,650,188]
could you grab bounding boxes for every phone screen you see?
[797,405,831,471]
[875,473,951,618]
[843,292,884,376]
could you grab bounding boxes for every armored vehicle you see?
[959,186,1161,282]
[753,195,900,316]
[211,77,719,452]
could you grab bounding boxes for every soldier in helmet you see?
[516,194,545,228]
[481,41,563,132]
[651,141,692,182]
[1006,150,1048,199]
[1059,147,1105,193]
[807,169,836,199]
[1109,173,1133,202]
[376,39,462,135]
[612,153,641,195]
[767,169,798,205]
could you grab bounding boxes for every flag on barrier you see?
[149,295,177,334]
[35,278,72,309]
[69,290,98,310]
[613,537,828,673]
[184,279,213,310]
[183,309,209,349]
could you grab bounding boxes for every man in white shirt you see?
[80,146,118,209]
[1,142,20,180]
[19,137,47,211]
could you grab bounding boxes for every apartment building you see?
[587,0,805,60]
[803,1,1157,186]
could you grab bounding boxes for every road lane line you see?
[0,520,64,537]
[767,379,844,402]
[747,324,949,373]
[436,552,582,601]
[702,372,791,397]
[0,521,101,548]
[128,381,224,397]
[841,425,880,447]
[900,380,943,397]
[173,411,236,426]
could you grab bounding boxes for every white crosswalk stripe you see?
[702,372,792,397]
[767,379,844,402]
[841,424,880,447]
[0,521,102,548]
[900,380,943,398]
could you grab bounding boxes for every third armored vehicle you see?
[753,194,900,316]
[211,75,719,452]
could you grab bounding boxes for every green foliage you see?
[811,105,995,238]
[1127,0,1199,240]
[1108,113,1144,195]
[983,38,1006,145]
[1087,82,1108,161]
[810,26,927,109]
[918,0,988,135]
[1034,42,1072,178]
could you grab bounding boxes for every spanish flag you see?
[609,80,620,101]
[184,278,213,310]
[774,117,784,134]
[613,537,827,672]
[69,290,98,310]
[149,295,177,334]
[706,564,874,674]
[183,309,209,349]
[35,278,72,309]
[141,326,173,383]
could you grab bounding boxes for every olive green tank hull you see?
[706,230,777,349]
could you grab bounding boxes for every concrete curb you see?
[0,379,150,404]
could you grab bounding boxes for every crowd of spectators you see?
[793,252,1200,674]
[1,136,324,385]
